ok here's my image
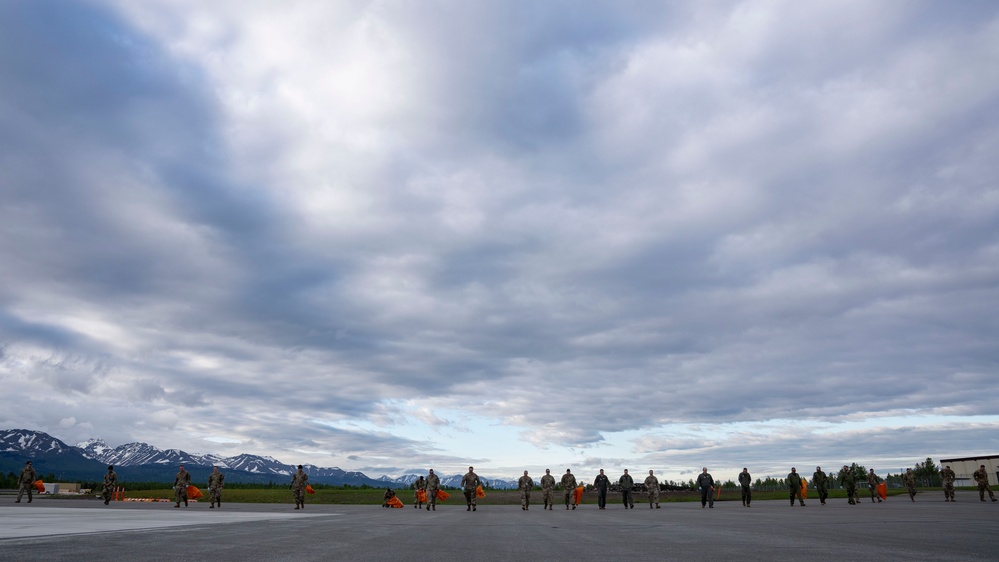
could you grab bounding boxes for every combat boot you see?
[210,502,215,509]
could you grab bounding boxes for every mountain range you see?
[1,429,516,488]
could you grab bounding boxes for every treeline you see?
[1,471,57,488]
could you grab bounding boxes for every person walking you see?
[738,468,752,507]
[696,467,715,508]
[788,467,805,506]
[540,469,556,510]
[174,464,191,508]
[102,465,118,505]
[15,461,36,504]
[425,469,440,511]
[839,465,858,505]
[812,466,829,505]
[619,469,635,509]
[414,475,427,509]
[940,465,956,502]
[518,470,534,511]
[208,466,225,508]
[290,465,309,510]
[561,469,578,510]
[973,465,996,502]
[644,470,660,509]
[593,469,610,510]
[461,466,480,512]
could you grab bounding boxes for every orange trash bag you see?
[187,485,204,499]
[436,489,450,501]
[877,482,887,501]
[306,485,316,494]
[573,486,584,505]
[476,485,486,498]
[386,496,404,508]
[801,479,808,499]
[416,490,428,503]
[33,480,45,493]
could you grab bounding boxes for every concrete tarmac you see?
[2,491,997,561]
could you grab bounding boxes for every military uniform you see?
[867,470,883,503]
[561,470,577,509]
[208,468,225,508]
[414,476,427,509]
[290,466,309,509]
[518,473,534,510]
[696,470,714,508]
[425,471,440,511]
[973,467,996,502]
[16,462,36,503]
[174,466,191,507]
[940,466,956,501]
[839,466,857,505]
[593,471,610,509]
[620,471,635,509]
[102,466,118,505]
[788,469,805,506]
[540,471,556,510]
[812,468,828,505]
[644,471,660,508]
[738,469,752,506]
[902,470,917,502]
[461,468,480,511]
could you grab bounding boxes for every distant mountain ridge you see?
[1,429,515,488]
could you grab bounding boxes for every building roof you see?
[939,455,999,463]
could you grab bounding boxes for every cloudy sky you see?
[2,0,997,483]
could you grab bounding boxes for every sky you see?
[1,0,998,484]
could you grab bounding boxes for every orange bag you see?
[33,480,45,493]
[801,479,808,499]
[386,496,404,508]
[187,485,204,499]
[877,482,887,500]
[416,490,428,503]
[306,485,316,494]
[573,486,584,505]
[436,489,450,501]
[476,485,486,498]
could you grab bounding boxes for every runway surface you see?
[2,491,996,561]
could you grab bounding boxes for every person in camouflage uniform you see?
[461,466,480,511]
[518,470,534,510]
[839,465,857,505]
[973,465,996,502]
[940,465,956,502]
[174,464,191,508]
[738,468,752,507]
[867,469,883,503]
[102,465,118,505]
[16,461,36,503]
[414,475,427,509]
[540,469,556,510]
[788,467,805,506]
[425,469,440,511]
[902,468,917,501]
[290,465,309,510]
[619,469,635,509]
[208,466,225,508]
[812,466,828,505]
[561,469,577,510]
[644,470,660,509]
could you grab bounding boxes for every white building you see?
[939,455,999,487]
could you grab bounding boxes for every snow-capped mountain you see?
[2,428,80,457]
[77,438,218,467]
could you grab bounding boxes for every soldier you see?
[518,470,534,510]
[561,469,577,510]
[696,467,715,508]
[867,469,883,503]
[290,464,309,510]
[382,487,396,507]
[619,469,635,509]
[902,468,917,502]
[644,470,661,509]
[425,469,440,511]
[812,466,829,505]
[174,464,191,508]
[15,460,36,504]
[940,465,956,502]
[208,465,225,508]
[788,467,805,506]
[738,468,752,507]
[414,475,427,509]
[593,469,610,509]
[102,465,118,505]
[839,465,857,505]
[973,464,996,502]
[461,466,480,512]
[540,469,556,510]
